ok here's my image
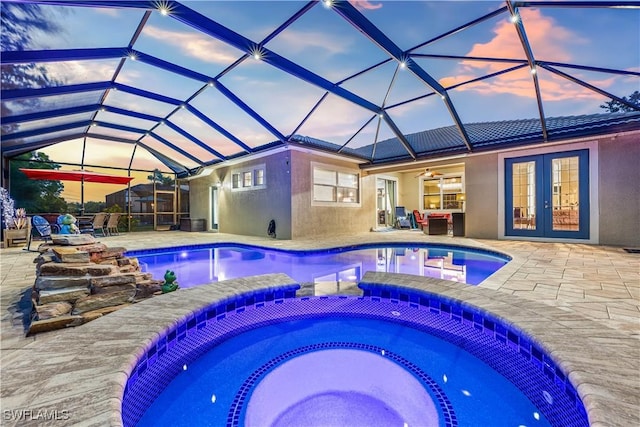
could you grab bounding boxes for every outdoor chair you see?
[77,216,94,234]
[105,212,122,236]
[90,212,109,237]
[26,215,53,251]
[394,206,411,229]
[412,210,429,230]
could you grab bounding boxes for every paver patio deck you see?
[1,230,638,426]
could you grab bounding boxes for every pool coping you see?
[1,270,637,426]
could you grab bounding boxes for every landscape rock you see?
[35,302,73,319]
[37,287,91,304]
[135,280,163,299]
[92,283,137,295]
[28,316,85,335]
[52,247,91,263]
[35,276,92,290]
[72,289,136,314]
[26,240,164,335]
[90,273,137,288]
[39,263,118,277]
[51,234,96,245]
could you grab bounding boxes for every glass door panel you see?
[210,186,219,231]
[376,178,396,227]
[551,156,580,232]
[511,160,537,231]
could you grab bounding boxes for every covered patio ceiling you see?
[1,1,639,177]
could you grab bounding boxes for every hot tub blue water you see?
[138,317,547,426]
[128,243,509,288]
[122,286,588,427]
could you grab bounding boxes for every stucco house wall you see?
[290,150,374,239]
[464,153,500,240]
[189,151,293,239]
[188,131,639,247]
[596,133,640,247]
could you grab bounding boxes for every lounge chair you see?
[105,212,123,236]
[394,206,411,229]
[90,212,109,237]
[25,215,53,251]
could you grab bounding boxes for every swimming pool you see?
[128,243,509,289]
[121,282,588,427]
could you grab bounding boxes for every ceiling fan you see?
[415,168,443,178]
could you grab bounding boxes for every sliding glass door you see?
[376,178,396,227]
[506,150,589,239]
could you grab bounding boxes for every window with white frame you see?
[231,164,266,191]
[313,165,359,205]
[254,168,264,186]
[232,174,241,189]
[422,175,464,210]
[243,171,252,187]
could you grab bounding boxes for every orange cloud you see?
[439,8,601,101]
[349,0,383,10]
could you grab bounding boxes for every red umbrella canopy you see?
[19,168,134,185]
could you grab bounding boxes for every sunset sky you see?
[3,1,638,203]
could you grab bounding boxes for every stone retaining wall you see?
[28,234,163,335]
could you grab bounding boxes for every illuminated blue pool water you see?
[122,289,588,427]
[128,243,509,288]
[137,316,550,427]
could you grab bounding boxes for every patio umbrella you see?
[19,168,134,213]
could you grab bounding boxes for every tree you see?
[147,168,175,187]
[75,201,106,215]
[9,153,67,214]
[2,2,66,215]
[600,90,640,113]
[1,3,63,120]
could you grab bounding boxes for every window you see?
[422,176,464,210]
[231,164,266,192]
[254,169,264,186]
[312,165,359,205]
[243,171,252,187]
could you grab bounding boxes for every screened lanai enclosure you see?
[1,1,639,230]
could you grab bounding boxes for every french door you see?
[505,149,589,239]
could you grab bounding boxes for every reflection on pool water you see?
[129,243,509,289]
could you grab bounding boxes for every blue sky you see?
[2,0,638,202]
